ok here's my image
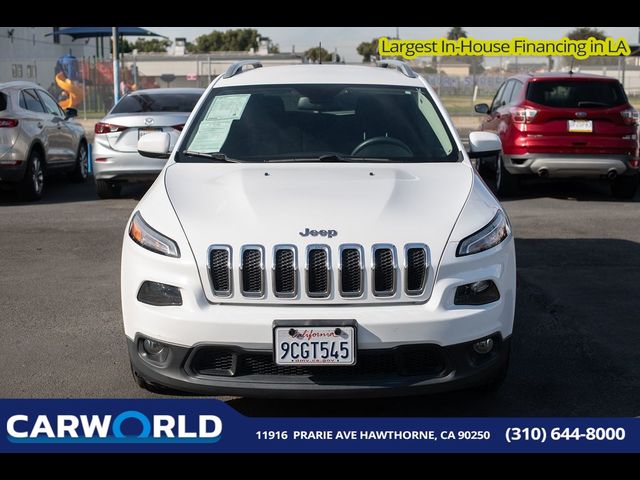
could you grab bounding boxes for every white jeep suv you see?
[122,60,516,398]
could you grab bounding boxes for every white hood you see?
[164,161,473,304]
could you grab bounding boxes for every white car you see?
[92,88,204,199]
[122,60,516,398]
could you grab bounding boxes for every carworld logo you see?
[6,410,222,444]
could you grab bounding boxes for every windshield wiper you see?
[181,151,241,163]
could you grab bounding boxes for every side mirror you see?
[474,103,489,114]
[64,108,78,119]
[138,132,171,159]
[468,131,502,158]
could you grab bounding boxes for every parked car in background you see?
[92,87,205,199]
[475,73,639,198]
[0,81,88,200]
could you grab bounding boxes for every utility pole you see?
[395,27,400,39]
[318,41,322,64]
[112,27,120,105]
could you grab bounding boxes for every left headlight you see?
[128,211,181,258]
[456,210,511,257]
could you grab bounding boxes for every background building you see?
[0,27,98,86]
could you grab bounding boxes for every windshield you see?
[177,84,458,163]
[111,92,202,114]
[526,80,627,108]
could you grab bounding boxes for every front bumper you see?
[503,153,634,177]
[128,334,511,398]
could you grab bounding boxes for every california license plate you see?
[568,120,592,133]
[274,325,356,365]
[138,127,161,138]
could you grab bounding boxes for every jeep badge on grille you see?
[299,228,338,238]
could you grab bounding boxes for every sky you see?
[145,27,640,62]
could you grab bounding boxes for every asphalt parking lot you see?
[1,171,639,417]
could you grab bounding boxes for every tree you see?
[564,27,613,67]
[566,27,606,41]
[188,28,261,53]
[114,38,133,54]
[132,38,172,53]
[305,47,340,63]
[447,27,467,40]
[269,44,280,54]
[357,38,379,63]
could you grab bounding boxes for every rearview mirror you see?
[64,108,78,119]
[138,132,171,159]
[474,103,489,114]
[467,131,501,158]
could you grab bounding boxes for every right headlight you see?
[456,210,511,257]
[128,211,180,258]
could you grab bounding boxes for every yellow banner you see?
[378,37,631,60]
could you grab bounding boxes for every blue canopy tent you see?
[46,26,164,40]
[46,27,166,104]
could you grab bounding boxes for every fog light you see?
[137,281,182,306]
[454,280,500,305]
[143,339,165,355]
[473,338,494,354]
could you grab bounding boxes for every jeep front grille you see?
[208,243,428,300]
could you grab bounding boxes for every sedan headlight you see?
[456,210,510,257]
[128,211,180,258]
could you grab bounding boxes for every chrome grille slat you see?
[307,245,331,298]
[405,244,428,295]
[240,246,265,297]
[339,244,364,297]
[207,245,232,297]
[273,245,297,298]
[372,244,397,297]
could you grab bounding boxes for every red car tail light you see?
[0,118,19,128]
[510,107,538,124]
[621,108,639,126]
[629,159,640,169]
[94,122,127,134]
[172,124,185,131]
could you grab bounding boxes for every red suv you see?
[475,73,639,198]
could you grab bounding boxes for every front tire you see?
[95,179,121,199]
[611,174,638,199]
[17,149,44,201]
[69,142,88,183]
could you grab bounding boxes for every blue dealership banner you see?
[0,399,637,453]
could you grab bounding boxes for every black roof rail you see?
[222,60,263,79]
[376,59,418,78]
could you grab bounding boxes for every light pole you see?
[112,27,120,105]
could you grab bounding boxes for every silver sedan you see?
[0,81,88,200]
[92,88,204,199]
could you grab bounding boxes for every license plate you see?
[274,325,356,366]
[568,120,592,133]
[138,127,161,138]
